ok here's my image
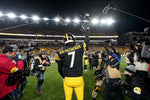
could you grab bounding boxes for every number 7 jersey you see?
[56,43,86,77]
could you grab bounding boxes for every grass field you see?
[19,57,132,100]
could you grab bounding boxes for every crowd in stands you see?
[0,45,128,58]
[0,21,117,36]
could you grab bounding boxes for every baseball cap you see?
[3,45,18,54]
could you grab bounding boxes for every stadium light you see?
[65,18,71,23]
[54,17,60,22]
[7,13,17,19]
[43,17,49,21]
[91,18,99,25]
[20,14,28,20]
[73,18,80,23]
[32,15,40,21]
[100,19,106,24]
[0,12,3,17]
[106,18,115,25]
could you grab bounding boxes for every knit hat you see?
[124,65,136,74]
[3,45,18,54]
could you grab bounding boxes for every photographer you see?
[91,51,100,69]
[125,50,134,66]
[91,52,105,100]
[123,64,138,99]
[0,45,25,100]
[34,51,50,95]
[16,51,34,97]
[130,43,150,100]
[103,51,124,100]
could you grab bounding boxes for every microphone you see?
[59,17,67,25]
[102,4,111,14]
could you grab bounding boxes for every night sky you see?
[0,0,149,35]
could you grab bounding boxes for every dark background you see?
[0,0,149,35]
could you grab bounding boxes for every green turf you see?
[20,57,132,100]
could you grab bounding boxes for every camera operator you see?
[16,51,34,97]
[91,52,106,100]
[34,50,50,95]
[125,50,134,66]
[91,51,100,69]
[123,64,138,99]
[129,42,150,100]
[0,45,26,100]
[103,51,124,100]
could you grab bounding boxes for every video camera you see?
[17,42,40,73]
[120,27,150,60]
[6,70,30,86]
[17,42,39,52]
[6,42,40,86]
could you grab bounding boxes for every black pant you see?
[103,83,124,100]
[89,60,92,70]
[84,65,87,70]
[0,92,16,100]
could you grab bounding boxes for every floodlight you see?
[43,17,49,21]
[32,15,40,21]
[73,18,80,23]
[91,18,99,25]
[7,13,17,19]
[100,19,106,24]
[0,12,3,17]
[106,18,115,25]
[65,18,70,23]
[20,14,27,19]
[54,17,60,22]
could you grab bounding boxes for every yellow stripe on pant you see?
[64,76,84,100]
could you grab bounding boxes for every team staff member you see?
[56,32,89,100]
[34,51,50,95]
[0,45,25,100]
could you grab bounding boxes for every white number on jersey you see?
[68,51,75,68]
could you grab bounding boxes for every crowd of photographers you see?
[90,38,150,100]
[0,31,150,100]
[0,45,51,100]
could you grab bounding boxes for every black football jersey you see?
[56,43,86,77]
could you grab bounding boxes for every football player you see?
[56,32,89,100]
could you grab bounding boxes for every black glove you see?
[95,70,102,75]
[112,80,125,87]
[6,70,22,86]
